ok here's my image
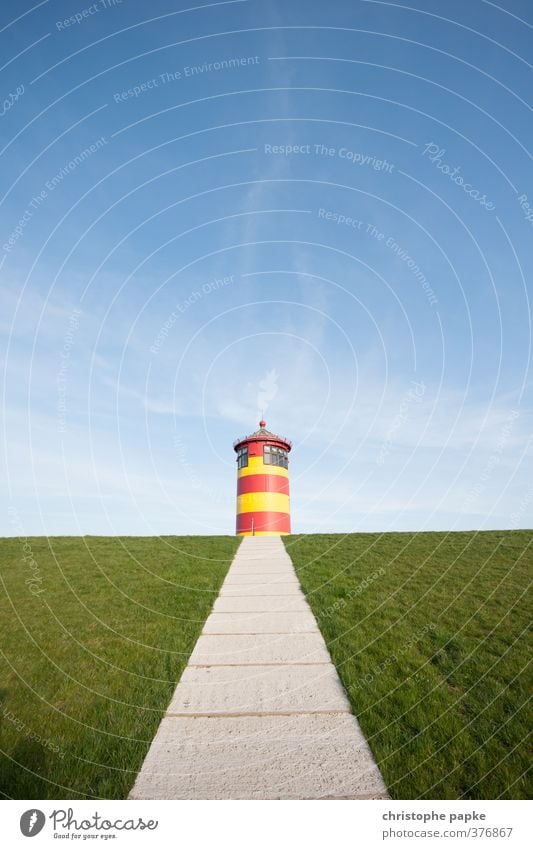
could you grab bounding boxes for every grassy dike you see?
[284,530,532,800]
[0,535,239,799]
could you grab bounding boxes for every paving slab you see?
[167,664,351,715]
[220,582,302,596]
[129,714,388,799]
[188,632,331,665]
[229,563,297,574]
[202,610,318,634]
[213,595,309,613]
[221,572,300,585]
[130,535,388,799]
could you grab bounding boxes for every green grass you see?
[284,530,532,800]
[2,531,530,800]
[0,535,239,799]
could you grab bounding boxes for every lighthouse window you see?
[237,446,248,469]
[264,446,288,468]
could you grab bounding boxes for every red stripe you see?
[237,474,290,496]
[236,511,291,534]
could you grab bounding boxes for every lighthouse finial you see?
[259,418,266,428]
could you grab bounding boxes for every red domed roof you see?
[233,420,292,452]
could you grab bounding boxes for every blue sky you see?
[1,0,531,535]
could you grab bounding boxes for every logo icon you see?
[20,810,45,837]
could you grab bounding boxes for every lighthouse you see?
[233,420,292,536]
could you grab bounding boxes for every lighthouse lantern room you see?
[233,420,292,536]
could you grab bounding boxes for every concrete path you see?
[129,536,388,799]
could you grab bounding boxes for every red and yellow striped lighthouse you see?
[234,420,292,536]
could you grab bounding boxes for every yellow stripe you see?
[238,531,290,536]
[237,455,289,478]
[237,492,290,514]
